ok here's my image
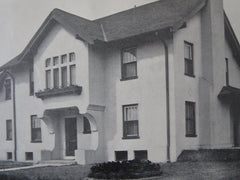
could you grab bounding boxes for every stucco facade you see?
[0,0,240,164]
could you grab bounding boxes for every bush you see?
[88,160,162,179]
[0,174,30,180]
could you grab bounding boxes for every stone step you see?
[177,149,240,162]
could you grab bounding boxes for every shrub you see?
[0,174,30,180]
[88,160,162,179]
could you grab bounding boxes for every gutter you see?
[156,32,171,162]
[4,70,17,161]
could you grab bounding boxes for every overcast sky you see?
[0,0,239,66]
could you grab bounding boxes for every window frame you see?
[115,151,128,161]
[184,41,195,77]
[83,116,91,134]
[121,47,138,81]
[122,104,139,139]
[185,101,197,137]
[134,150,148,160]
[31,115,42,143]
[6,119,12,141]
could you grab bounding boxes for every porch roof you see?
[218,86,240,102]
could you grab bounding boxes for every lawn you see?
[0,161,240,179]
[0,161,32,169]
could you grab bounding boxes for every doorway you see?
[65,117,77,156]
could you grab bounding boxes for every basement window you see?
[134,150,148,160]
[25,152,33,161]
[115,151,128,161]
[7,152,12,160]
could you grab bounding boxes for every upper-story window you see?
[184,41,194,77]
[121,47,137,80]
[4,79,11,100]
[29,66,34,96]
[45,52,76,89]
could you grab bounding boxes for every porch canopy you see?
[218,86,240,102]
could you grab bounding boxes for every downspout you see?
[5,70,17,161]
[156,32,171,162]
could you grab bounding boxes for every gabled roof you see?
[94,0,207,41]
[1,0,238,71]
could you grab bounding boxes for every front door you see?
[65,118,77,156]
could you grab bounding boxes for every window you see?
[7,152,12,160]
[70,65,76,85]
[123,104,139,139]
[4,79,11,100]
[83,117,91,134]
[184,41,194,76]
[25,152,33,160]
[45,70,51,89]
[134,150,148,160]
[6,120,12,140]
[29,66,34,96]
[45,53,76,89]
[185,101,197,137]
[121,47,137,80]
[53,68,59,88]
[115,151,128,161]
[31,115,42,142]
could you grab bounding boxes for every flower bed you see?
[88,160,162,179]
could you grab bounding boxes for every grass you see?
[0,161,240,179]
[0,161,32,169]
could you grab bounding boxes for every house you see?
[0,0,240,164]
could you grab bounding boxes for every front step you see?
[177,149,240,162]
[37,160,77,166]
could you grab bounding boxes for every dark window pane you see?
[4,79,11,100]
[115,151,128,161]
[70,65,76,85]
[7,152,12,160]
[29,67,34,95]
[61,66,67,87]
[53,56,59,66]
[46,70,51,89]
[25,152,33,160]
[134,150,148,160]
[45,58,51,67]
[185,102,196,136]
[53,68,59,88]
[83,117,91,134]
[69,53,75,62]
[6,120,12,140]
[184,42,194,76]
[61,54,67,64]
[123,62,137,78]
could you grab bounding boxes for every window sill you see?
[6,139,12,141]
[120,76,138,81]
[122,136,140,140]
[35,85,82,100]
[31,140,42,143]
[184,73,195,78]
[83,131,91,134]
[186,134,197,138]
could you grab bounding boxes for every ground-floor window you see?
[134,150,148,160]
[115,151,128,161]
[122,104,139,139]
[185,101,197,137]
[31,115,42,142]
[83,117,91,134]
[6,119,12,140]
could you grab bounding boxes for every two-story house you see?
[0,0,240,164]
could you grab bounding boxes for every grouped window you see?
[122,104,139,139]
[121,47,137,80]
[31,115,42,142]
[6,119,12,140]
[4,79,11,100]
[45,52,76,89]
[184,41,194,77]
[185,101,197,137]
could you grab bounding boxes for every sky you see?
[0,0,239,66]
